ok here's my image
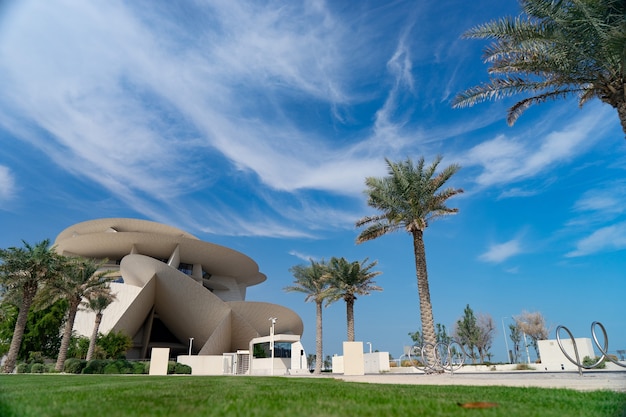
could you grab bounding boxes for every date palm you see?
[85,291,116,361]
[453,0,626,136]
[284,259,330,375]
[0,240,63,373]
[356,156,462,364]
[324,257,382,342]
[50,257,114,371]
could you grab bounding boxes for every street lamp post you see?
[269,317,277,376]
[366,342,372,354]
[188,337,194,356]
[501,317,511,363]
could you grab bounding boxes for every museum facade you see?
[55,218,305,374]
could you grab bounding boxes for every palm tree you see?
[50,257,114,371]
[324,257,382,342]
[0,240,63,373]
[453,0,626,136]
[356,156,462,363]
[284,259,330,375]
[84,291,116,361]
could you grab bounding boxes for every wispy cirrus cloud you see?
[479,238,523,263]
[566,221,626,257]
[461,105,614,189]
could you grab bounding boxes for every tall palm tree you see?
[50,257,114,371]
[356,156,462,363]
[84,291,116,361]
[283,259,330,375]
[0,240,63,373]
[453,0,626,136]
[324,257,382,342]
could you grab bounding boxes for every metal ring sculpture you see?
[407,341,466,373]
[556,321,626,376]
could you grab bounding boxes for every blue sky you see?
[0,0,624,363]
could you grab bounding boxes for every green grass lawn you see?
[0,375,624,417]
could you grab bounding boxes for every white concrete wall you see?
[364,352,390,373]
[149,348,170,375]
[177,355,230,375]
[343,342,365,376]
[538,338,595,371]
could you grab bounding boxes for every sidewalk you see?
[321,371,626,392]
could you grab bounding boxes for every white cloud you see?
[566,221,626,257]
[462,106,613,188]
[288,250,318,262]
[0,165,16,204]
[479,238,522,263]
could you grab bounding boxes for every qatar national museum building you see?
[55,218,307,375]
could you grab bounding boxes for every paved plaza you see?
[314,371,626,392]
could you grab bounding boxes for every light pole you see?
[501,317,511,363]
[269,317,277,376]
[366,342,372,354]
[188,337,194,356]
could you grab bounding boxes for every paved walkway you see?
[314,371,626,392]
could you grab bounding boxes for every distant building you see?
[56,218,305,374]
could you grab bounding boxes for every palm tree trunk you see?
[346,297,355,342]
[314,300,323,374]
[3,286,36,373]
[412,230,437,366]
[55,297,80,371]
[86,312,103,361]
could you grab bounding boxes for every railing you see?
[556,321,626,376]
[404,341,466,373]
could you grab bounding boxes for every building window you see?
[252,342,292,359]
[178,262,193,275]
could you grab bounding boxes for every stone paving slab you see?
[309,371,626,392]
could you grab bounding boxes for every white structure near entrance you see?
[538,338,595,371]
[331,342,390,374]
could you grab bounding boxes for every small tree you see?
[509,323,522,363]
[85,292,116,361]
[98,330,132,359]
[475,313,496,364]
[514,311,549,361]
[454,305,480,363]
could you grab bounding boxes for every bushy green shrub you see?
[82,359,107,374]
[46,363,59,373]
[103,363,120,374]
[583,356,606,369]
[64,358,87,374]
[132,361,147,374]
[515,363,535,371]
[15,363,30,374]
[175,363,192,374]
[30,363,46,373]
[166,361,192,374]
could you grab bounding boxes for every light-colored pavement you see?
[307,371,626,392]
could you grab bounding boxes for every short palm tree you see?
[356,156,462,363]
[50,257,114,371]
[284,259,330,375]
[0,240,63,373]
[453,0,626,136]
[324,257,382,342]
[84,291,116,361]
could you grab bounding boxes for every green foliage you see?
[175,363,192,374]
[515,363,535,371]
[30,363,45,373]
[97,331,132,359]
[15,363,30,374]
[0,299,68,360]
[132,361,148,374]
[166,361,192,374]
[82,359,107,374]
[583,356,606,369]
[64,358,87,374]
[454,304,479,363]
